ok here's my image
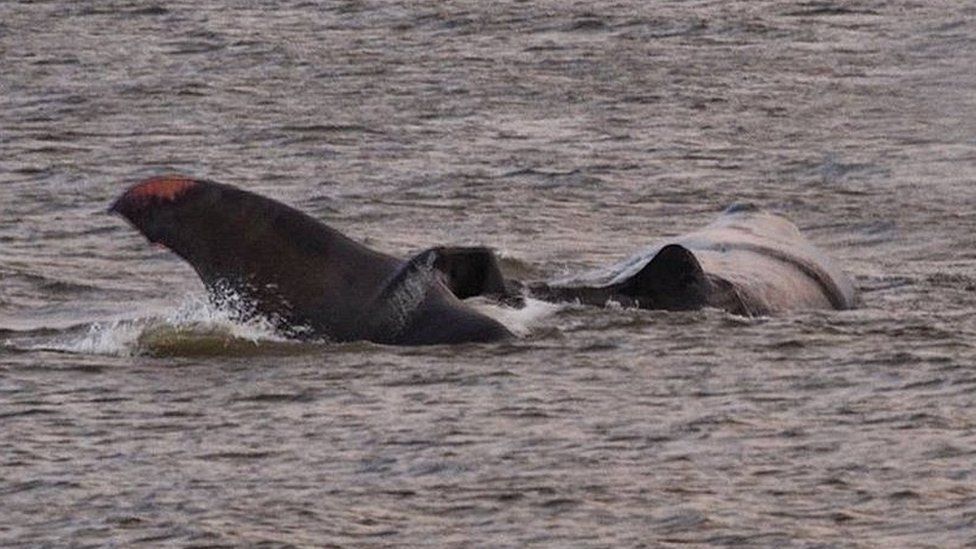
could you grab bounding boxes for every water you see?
[2,1,975,546]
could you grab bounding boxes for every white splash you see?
[41,292,287,357]
[161,293,287,343]
[61,319,145,357]
[469,296,562,337]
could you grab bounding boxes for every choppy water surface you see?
[2,1,976,546]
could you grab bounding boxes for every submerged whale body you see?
[111,176,857,345]
[110,176,513,345]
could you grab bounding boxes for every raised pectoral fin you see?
[110,176,400,340]
[619,244,710,310]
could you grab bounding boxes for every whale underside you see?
[110,176,857,345]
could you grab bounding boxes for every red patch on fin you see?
[125,175,198,204]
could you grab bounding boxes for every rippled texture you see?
[2,1,976,546]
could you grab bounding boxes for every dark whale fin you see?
[110,176,512,344]
[416,246,514,300]
[618,244,710,310]
[526,244,711,310]
[110,176,402,340]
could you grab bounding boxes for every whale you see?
[110,176,513,345]
[111,177,857,345]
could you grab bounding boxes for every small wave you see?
[20,293,299,358]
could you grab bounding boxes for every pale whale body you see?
[111,176,856,346]
[524,205,858,315]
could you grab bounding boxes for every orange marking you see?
[125,175,197,204]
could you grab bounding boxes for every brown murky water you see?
[2,1,975,546]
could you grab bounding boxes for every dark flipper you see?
[616,244,710,310]
[528,244,711,310]
[412,246,526,307]
[111,176,399,341]
[425,246,509,299]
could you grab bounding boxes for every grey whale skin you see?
[111,176,856,345]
